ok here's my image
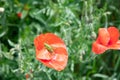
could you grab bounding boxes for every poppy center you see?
[44,43,53,53]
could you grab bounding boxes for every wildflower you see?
[34,33,68,71]
[92,26,120,54]
[25,73,30,79]
[17,12,22,18]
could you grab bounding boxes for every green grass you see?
[0,0,120,80]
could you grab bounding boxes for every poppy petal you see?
[50,54,68,71]
[45,45,68,71]
[38,46,68,71]
[36,49,52,60]
[39,59,52,69]
[108,40,120,49]
[92,41,108,54]
[98,28,110,46]
[39,54,68,71]
[34,34,45,50]
[44,33,64,44]
[52,44,67,55]
[51,43,66,50]
[107,27,119,45]
[117,40,120,44]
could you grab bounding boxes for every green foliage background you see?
[0,0,120,80]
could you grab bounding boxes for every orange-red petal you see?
[39,45,68,71]
[107,27,119,45]
[92,41,108,54]
[34,34,45,50]
[39,59,52,69]
[98,28,110,46]
[36,49,52,60]
[44,33,64,45]
[39,53,68,71]
[108,40,120,49]
[49,54,68,71]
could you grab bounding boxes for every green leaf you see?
[8,39,15,47]
[93,73,109,79]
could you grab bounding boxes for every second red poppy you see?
[92,26,120,54]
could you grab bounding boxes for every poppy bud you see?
[0,7,4,13]
[91,31,97,40]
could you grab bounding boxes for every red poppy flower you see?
[34,33,68,71]
[92,26,120,54]
[25,73,30,79]
[17,12,22,18]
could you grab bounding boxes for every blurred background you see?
[0,0,120,80]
